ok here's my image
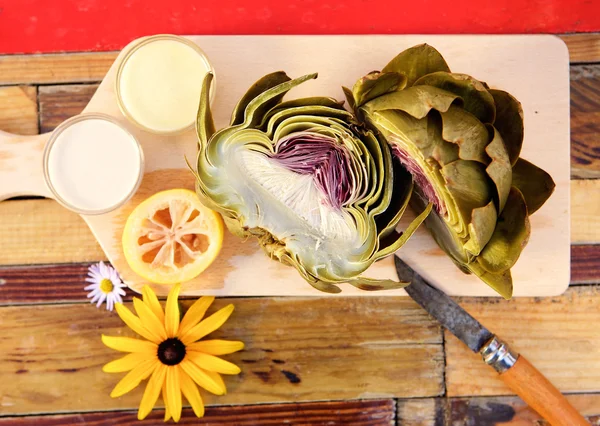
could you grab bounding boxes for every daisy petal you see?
[138,364,167,420]
[99,261,108,276]
[115,303,163,344]
[180,359,225,395]
[103,352,155,373]
[162,383,172,421]
[102,335,158,354]
[107,297,114,311]
[96,292,107,308]
[166,366,182,422]
[142,286,165,323]
[165,284,181,338]
[117,287,127,296]
[180,304,235,345]
[84,283,98,290]
[187,352,241,375]
[133,297,167,341]
[204,370,227,395]
[179,365,204,417]
[186,340,244,355]
[179,296,215,336]
[110,358,157,398]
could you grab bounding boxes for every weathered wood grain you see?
[572,245,600,284]
[0,298,443,415]
[0,399,395,425]
[560,33,600,64]
[572,180,600,244]
[448,394,600,425]
[0,200,106,265]
[0,86,37,135]
[445,286,600,397]
[0,52,117,85]
[571,65,600,179]
[38,84,99,133]
[396,398,447,426]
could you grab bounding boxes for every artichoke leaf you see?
[363,85,459,119]
[477,187,531,274]
[469,262,513,299]
[349,276,410,291]
[512,158,556,214]
[230,71,291,126]
[464,200,497,256]
[382,44,450,87]
[484,125,512,212]
[440,105,489,164]
[414,72,496,124]
[351,71,407,107]
[489,89,524,166]
[196,72,216,148]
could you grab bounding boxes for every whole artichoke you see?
[194,71,431,293]
[345,44,555,298]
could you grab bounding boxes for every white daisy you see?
[85,261,127,311]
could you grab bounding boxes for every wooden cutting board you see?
[0,35,570,297]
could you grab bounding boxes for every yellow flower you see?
[102,284,244,422]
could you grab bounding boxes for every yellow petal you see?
[162,382,171,421]
[179,365,205,418]
[143,285,165,323]
[187,339,244,355]
[103,352,155,373]
[165,284,181,338]
[180,359,225,395]
[187,351,241,375]
[133,297,167,341]
[166,366,182,423]
[115,303,162,344]
[138,364,167,420]
[102,335,158,354]
[110,358,157,398]
[204,370,227,395]
[178,296,215,336]
[180,304,234,345]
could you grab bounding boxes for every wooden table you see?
[0,33,599,425]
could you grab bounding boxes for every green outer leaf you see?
[382,44,450,87]
[489,89,524,166]
[477,187,531,274]
[440,105,489,164]
[348,276,410,291]
[511,157,556,214]
[351,71,407,107]
[485,125,512,212]
[196,72,215,148]
[230,71,291,126]
[464,200,497,256]
[364,86,459,119]
[414,72,496,124]
[468,262,513,299]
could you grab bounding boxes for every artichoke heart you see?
[347,44,556,299]
[195,71,431,293]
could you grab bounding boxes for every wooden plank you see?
[445,286,600,397]
[396,398,447,426]
[0,298,443,415]
[572,245,600,284]
[448,394,600,425]
[0,199,106,265]
[0,86,38,135]
[572,180,600,244]
[38,84,98,133]
[560,33,600,64]
[0,399,395,425]
[571,65,600,179]
[0,52,117,85]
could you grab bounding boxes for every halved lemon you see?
[122,189,224,284]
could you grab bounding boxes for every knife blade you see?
[394,255,589,426]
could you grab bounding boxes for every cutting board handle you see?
[0,130,52,201]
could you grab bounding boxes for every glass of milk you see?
[115,34,215,134]
[43,113,144,215]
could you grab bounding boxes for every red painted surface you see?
[0,0,599,54]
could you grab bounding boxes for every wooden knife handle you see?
[500,355,589,425]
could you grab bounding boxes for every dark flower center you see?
[158,338,186,366]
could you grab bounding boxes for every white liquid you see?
[118,38,211,133]
[47,117,142,213]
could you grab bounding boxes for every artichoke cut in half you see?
[346,44,555,298]
[194,72,431,293]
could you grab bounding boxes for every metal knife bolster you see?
[481,336,519,373]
